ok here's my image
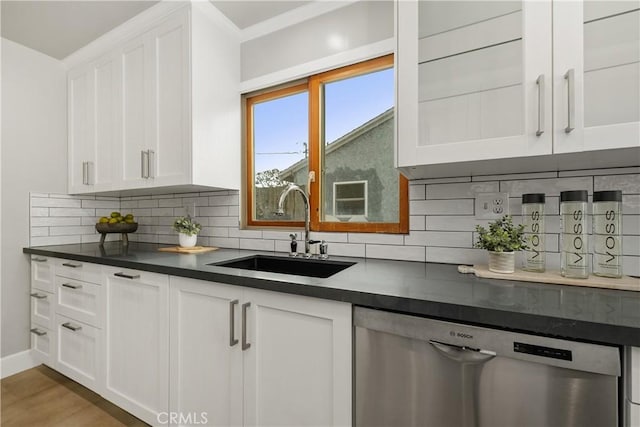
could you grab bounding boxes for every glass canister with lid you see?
[592,190,623,278]
[560,190,589,279]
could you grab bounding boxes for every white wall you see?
[1,38,67,357]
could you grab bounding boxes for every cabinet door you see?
[553,0,640,154]
[243,289,352,427]
[91,55,118,192]
[119,34,153,189]
[55,313,101,391]
[68,65,95,194]
[169,277,243,427]
[30,324,54,368]
[397,0,552,167]
[148,10,191,187]
[104,267,169,425]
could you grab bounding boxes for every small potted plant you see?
[173,215,201,248]
[474,215,528,273]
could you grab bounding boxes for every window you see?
[245,55,408,233]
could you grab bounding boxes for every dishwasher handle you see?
[429,340,496,364]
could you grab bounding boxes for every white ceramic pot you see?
[179,233,198,248]
[488,251,515,274]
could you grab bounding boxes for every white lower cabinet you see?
[169,277,353,427]
[103,267,169,426]
[55,313,101,391]
[30,324,54,367]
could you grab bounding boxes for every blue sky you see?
[253,68,394,174]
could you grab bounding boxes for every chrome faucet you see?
[276,183,318,257]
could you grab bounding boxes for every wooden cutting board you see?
[158,246,218,254]
[459,264,640,292]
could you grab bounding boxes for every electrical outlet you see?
[475,193,509,219]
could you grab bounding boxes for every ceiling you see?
[1,0,311,60]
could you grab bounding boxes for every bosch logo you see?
[450,331,473,339]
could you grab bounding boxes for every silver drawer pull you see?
[114,272,140,280]
[62,262,82,268]
[30,292,47,299]
[61,282,83,290]
[242,302,251,351]
[62,322,82,332]
[30,328,47,336]
[32,257,47,263]
[229,299,239,347]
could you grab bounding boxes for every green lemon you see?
[98,217,109,224]
[110,211,120,218]
[108,218,118,224]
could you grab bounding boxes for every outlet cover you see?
[475,192,509,219]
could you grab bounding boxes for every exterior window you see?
[333,181,367,220]
[245,55,408,233]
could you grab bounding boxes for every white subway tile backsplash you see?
[404,231,471,248]
[366,244,425,262]
[594,174,640,194]
[31,197,81,208]
[426,181,498,199]
[473,171,558,182]
[29,168,640,269]
[31,217,81,227]
[410,199,474,215]
[240,238,275,251]
[500,177,593,197]
[81,199,119,209]
[349,233,404,245]
[49,208,95,217]
[410,215,426,231]
[409,184,426,200]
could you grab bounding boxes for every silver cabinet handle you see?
[147,150,155,179]
[61,282,82,290]
[86,161,93,185]
[429,340,496,364]
[564,69,575,133]
[229,299,239,347]
[30,328,47,336]
[62,322,82,332]
[62,262,82,268]
[141,150,149,179]
[82,161,88,185]
[114,272,140,280]
[32,257,47,263]
[535,74,545,137]
[241,302,251,351]
[30,292,47,299]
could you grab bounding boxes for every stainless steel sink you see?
[210,255,356,278]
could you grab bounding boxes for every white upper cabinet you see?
[397,0,640,177]
[68,2,240,194]
[68,54,118,194]
[553,1,640,154]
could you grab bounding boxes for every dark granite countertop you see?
[24,242,640,347]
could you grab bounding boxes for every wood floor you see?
[1,365,148,427]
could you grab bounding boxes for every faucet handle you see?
[319,240,328,259]
[308,240,321,245]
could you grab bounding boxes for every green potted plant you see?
[474,215,528,273]
[173,215,202,248]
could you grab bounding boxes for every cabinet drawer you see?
[55,259,102,284]
[629,401,640,427]
[56,313,100,392]
[30,324,54,368]
[631,347,640,404]
[31,256,54,293]
[30,289,54,330]
[56,276,102,327]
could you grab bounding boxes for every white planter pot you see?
[179,233,198,248]
[488,251,515,274]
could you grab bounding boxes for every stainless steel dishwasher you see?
[355,307,621,427]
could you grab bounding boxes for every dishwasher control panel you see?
[514,342,573,361]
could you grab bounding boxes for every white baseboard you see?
[1,349,39,379]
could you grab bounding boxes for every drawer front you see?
[30,289,54,329]
[56,276,102,327]
[56,313,100,392]
[31,256,54,293]
[55,259,102,284]
[30,325,54,368]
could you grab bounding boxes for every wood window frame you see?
[245,54,408,234]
